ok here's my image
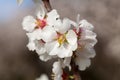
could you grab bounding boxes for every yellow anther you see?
[57,34,66,46]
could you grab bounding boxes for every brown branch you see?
[71,58,81,80]
[42,0,52,12]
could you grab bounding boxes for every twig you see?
[42,0,52,12]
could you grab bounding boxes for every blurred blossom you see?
[36,74,49,80]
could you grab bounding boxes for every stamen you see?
[57,33,67,46]
[35,19,46,29]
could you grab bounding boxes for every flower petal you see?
[57,45,73,58]
[36,5,45,19]
[79,20,94,30]
[22,16,36,32]
[26,29,42,41]
[63,57,71,70]
[45,41,60,55]
[27,41,36,51]
[36,74,49,80]
[75,55,91,71]
[47,9,60,26]
[76,47,96,59]
[66,30,77,45]
[41,26,57,42]
[39,53,52,61]
[59,18,71,33]
[80,30,97,47]
[35,40,46,55]
[52,61,63,80]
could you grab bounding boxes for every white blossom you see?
[45,19,78,58]
[22,6,61,61]
[36,74,49,80]
[71,15,97,70]
[17,0,23,5]
[52,61,63,80]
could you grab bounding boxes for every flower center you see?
[36,19,46,29]
[73,28,82,39]
[57,33,67,46]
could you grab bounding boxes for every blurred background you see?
[0,0,120,80]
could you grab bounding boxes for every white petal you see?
[26,29,42,41]
[63,57,71,70]
[41,26,57,42]
[59,18,71,33]
[69,19,77,27]
[57,45,73,58]
[35,40,46,55]
[80,30,97,47]
[71,42,78,51]
[39,53,52,61]
[22,16,36,32]
[75,55,91,71]
[53,19,62,32]
[54,76,62,80]
[17,0,23,5]
[45,41,74,58]
[76,47,96,59]
[27,41,36,51]
[36,5,45,19]
[84,45,96,58]
[66,30,77,45]
[52,61,63,76]
[45,41,59,55]
[36,74,49,80]
[79,20,94,30]
[47,9,60,26]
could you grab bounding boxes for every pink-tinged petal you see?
[41,26,57,42]
[22,16,37,32]
[80,30,97,47]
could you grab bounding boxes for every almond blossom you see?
[21,0,97,79]
[22,5,60,61]
[71,15,97,70]
[45,18,77,58]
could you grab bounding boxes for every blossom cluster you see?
[22,4,97,80]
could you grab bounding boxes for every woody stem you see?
[71,58,81,80]
[42,0,52,12]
